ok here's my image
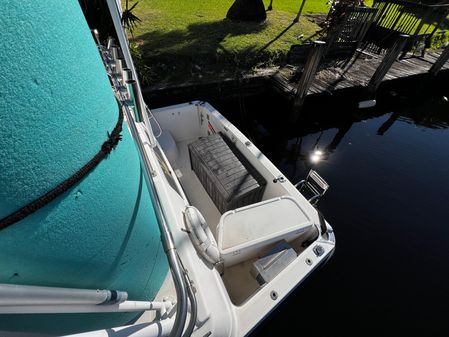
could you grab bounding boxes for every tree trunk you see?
[226,0,267,23]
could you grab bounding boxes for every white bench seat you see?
[217,196,313,267]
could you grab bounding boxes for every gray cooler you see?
[188,132,266,213]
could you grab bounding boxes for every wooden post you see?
[293,0,307,23]
[290,41,326,122]
[429,45,449,76]
[367,34,409,94]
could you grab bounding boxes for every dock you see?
[271,49,449,99]
[144,47,449,109]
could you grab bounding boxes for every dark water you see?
[208,82,449,337]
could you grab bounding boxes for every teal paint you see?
[0,1,168,334]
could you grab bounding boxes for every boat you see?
[0,1,335,336]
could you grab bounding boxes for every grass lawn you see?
[128,0,333,86]
[128,0,435,86]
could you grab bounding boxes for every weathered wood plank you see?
[272,47,448,100]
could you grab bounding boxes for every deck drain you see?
[270,290,278,301]
[305,258,313,266]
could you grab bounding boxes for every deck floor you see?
[272,49,449,98]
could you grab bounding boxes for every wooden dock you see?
[271,49,449,99]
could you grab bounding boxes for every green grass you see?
[126,0,446,86]
[261,0,331,15]
[128,0,331,85]
[126,0,383,86]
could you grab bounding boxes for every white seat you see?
[216,196,312,267]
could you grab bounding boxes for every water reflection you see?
[377,111,399,135]
[309,148,324,164]
[244,93,449,186]
[235,89,449,337]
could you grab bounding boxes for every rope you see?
[0,106,124,231]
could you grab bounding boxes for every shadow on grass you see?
[259,21,297,53]
[135,19,274,85]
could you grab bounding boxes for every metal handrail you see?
[295,169,329,205]
[106,0,155,145]
[115,85,188,337]
[104,1,192,336]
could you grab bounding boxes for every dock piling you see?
[358,34,409,108]
[367,34,410,94]
[367,34,409,94]
[290,41,326,121]
[429,44,449,77]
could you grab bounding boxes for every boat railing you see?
[0,283,175,316]
[103,1,195,336]
[99,38,189,206]
[112,70,189,337]
[295,169,330,205]
[105,59,191,336]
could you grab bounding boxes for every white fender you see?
[184,206,221,265]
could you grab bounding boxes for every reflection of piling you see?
[377,112,400,135]
[325,122,353,152]
[290,41,326,122]
[429,45,449,77]
[367,34,409,94]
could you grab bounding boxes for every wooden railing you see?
[365,0,449,54]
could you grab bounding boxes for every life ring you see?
[184,206,221,265]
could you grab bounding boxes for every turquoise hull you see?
[0,1,168,334]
